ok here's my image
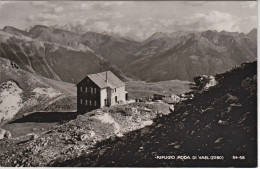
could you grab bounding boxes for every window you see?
[115,88,117,92]
[89,100,92,106]
[80,99,83,105]
[90,87,93,94]
[80,87,82,92]
[94,101,97,106]
[115,96,117,103]
[85,100,88,106]
[85,87,87,93]
[94,88,96,94]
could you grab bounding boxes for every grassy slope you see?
[126,80,192,99]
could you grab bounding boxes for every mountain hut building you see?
[76,71,128,113]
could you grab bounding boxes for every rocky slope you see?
[0,102,172,167]
[127,31,193,62]
[246,28,257,55]
[56,61,257,167]
[80,31,140,68]
[2,25,139,79]
[0,29,128,83]
[0,57,76,124]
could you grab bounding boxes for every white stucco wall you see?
[100,85,126,107]
[110,85,126,106]
[100,88,107,108]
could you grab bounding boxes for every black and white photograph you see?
[0,0,257,167]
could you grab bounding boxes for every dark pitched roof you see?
[77,71,125,89]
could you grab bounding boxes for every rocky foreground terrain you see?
[52,61,257,167]
[0,102,173,167]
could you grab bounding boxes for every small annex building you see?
[76,71,128,113]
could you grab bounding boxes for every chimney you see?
[106,71,108,83]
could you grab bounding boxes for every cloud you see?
[241,1,257,9]
[30,1,58,10]
[31,1,66,14]
[77,1,129,12]
[0,1,14,9]
[182,11,240,32]
[90,21,112,32]
[159,18,176,27]
[28,13,59,23]
[54,6,64,13]
[31,1,48,6]
[181,1,205,7]
[0,1,256,40]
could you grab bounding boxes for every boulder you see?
[89,131,95,138]
[169,105,175,113]
[194,75,218,91]
[80,133,90,141]
[131,107,138,114]
[30,134,38,140]
[0,128,6,139]
[4,131,11,139]
[218,120,228,125]
[11,61,20,69]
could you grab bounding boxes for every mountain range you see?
[0,25,257,83]
[1,26,129,84]
[124,30,257,81]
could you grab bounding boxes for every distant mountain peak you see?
[29,25,49,32]
[148,32,171,40]
[247,28,257,36]
[2,26,28,37]
[50,24,86,34]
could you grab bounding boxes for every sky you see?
[0,1,257,40]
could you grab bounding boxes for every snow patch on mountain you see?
[0,81,23,122]
[33,87,62,99]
